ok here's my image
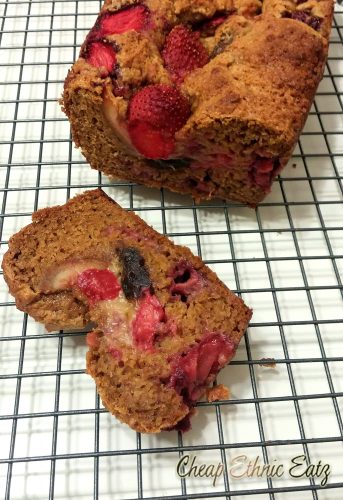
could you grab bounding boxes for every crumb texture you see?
[2,189,252,432]
[207,383,230,402]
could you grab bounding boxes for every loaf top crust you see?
[62,0,333,160]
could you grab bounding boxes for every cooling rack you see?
[1,1,343,499]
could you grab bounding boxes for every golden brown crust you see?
[181,15,327,153]
[173,0,234,22]
[2,189,252,432]
[263,0,333,39]
[61,1,333,205]
[233,0,262,18]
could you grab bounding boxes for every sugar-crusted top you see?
[62,0,333,170]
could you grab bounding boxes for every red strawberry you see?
[99,5,151,36]
[128,121,174,159]
[128,84,191,159]
[168,333,235,402]
[76,269,121,304]
[249,157,281,192]
[162,25,209,84]
[132,291,165,350]
[86,41,117,74]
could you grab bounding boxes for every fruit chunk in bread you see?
[2,189,252,432]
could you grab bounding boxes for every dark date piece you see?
[118,247,151,300]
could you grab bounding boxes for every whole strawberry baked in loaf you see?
[2,189,252,432]
[61,0,333,205]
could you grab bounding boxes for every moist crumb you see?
[2,189,252,433]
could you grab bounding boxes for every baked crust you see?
[61,0,333,205]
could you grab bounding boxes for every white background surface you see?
[0,1,343,499]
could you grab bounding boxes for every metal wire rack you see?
[1,0,343,498]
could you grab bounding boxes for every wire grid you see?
[0,0,343,498]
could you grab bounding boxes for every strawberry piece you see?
[128,121,175,159]
[86,41,117,74]
[99,5,151,36]
[76,269,122,304]
[81,5,152,68]
[128,84,191,159]
[132,290,165,350]
[162,25,209,84]
[249,157,281,192]
[196,335,234,382]
[168,333,236,402]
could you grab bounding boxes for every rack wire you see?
[0,1,343,498]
